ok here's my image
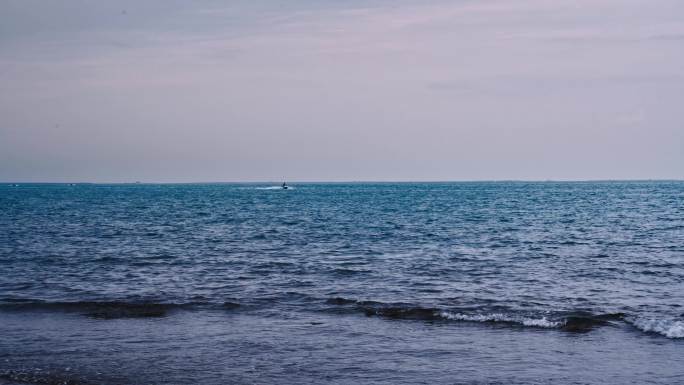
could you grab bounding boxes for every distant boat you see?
[282,182,290,190]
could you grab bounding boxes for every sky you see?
[1,0,683,182]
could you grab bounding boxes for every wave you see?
[363,305,443,321]
[325,297,624,332]
[4,297,680,339]
[0,294,332,318]
[0,300,201,319]
[439,311,622,332]
[440,312,562,328]
[325,297,358,305]
[629,317,684,339]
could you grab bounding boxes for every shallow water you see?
[1,182,683,384]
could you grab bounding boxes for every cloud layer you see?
[1,0,683,182]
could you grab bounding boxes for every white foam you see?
[439,312,562,328]
[631,317,684,338]
[521,317,561,328]
[255,186,293,190]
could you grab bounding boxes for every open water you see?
[1,182,682,384]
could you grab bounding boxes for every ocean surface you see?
[1,181,682,385]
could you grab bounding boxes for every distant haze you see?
[1,0,683,182]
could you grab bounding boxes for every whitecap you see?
[631,317,684,338]
[439,312,562,328]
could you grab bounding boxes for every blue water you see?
[1,182,683,384]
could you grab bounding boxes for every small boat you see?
[282,182,289,190]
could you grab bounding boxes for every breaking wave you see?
[3,296,681,339]
[439,312,562,328]
[439,311,622,332]
[629,317,684,339]
[326,297,626,333]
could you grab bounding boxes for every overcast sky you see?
[1,0,683,182]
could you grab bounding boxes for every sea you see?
[0,181,682,385]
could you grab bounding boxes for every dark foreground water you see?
[1,182,682,384]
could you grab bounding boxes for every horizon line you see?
[2,178,683,185]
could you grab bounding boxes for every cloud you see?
[1,0,683,181]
